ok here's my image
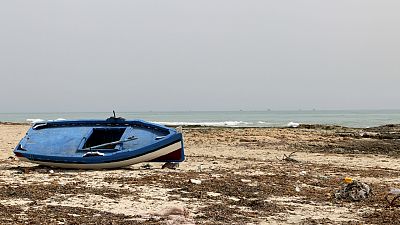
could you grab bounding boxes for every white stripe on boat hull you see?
[17,142,182,169]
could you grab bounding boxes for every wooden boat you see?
[13,116,184,169]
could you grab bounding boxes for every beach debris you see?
[141,163,152,170]
[49,169,54,174]
[334,179,371,201]
[190,179,202,185]
[344,177,353,184]
[207,192,221,197]
[197,164,203,172]
[385,188,400,207]
[241,179,252,183]
[299,171,307,176]
[175,126,183,133]
[162,162,179,170]
[229,196,240,202]
[287,122,300,128]
[295,185,301,192]
[277,151,300,163]
[390,188,400,195]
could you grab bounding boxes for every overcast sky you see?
[0,0,399,112]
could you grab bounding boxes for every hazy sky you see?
[0,1,399,112]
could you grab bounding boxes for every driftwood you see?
[277,151,300,163]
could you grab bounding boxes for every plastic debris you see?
[389,188,400,195]
[299,171,307,176]
[335,180,371,201]
[228,197,240,202]
[207,192,221,197]
[344,177,353,184]
[190,179,201,185]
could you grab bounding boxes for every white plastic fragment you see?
[389,188,400,195]
[190,179,202,185]
[229,197,240,202]
[207,192,221,197]
[299,171,307,176]
[241,179,252,183]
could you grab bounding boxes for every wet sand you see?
[0,123,399,224]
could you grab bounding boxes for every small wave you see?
[26,119,45,124]
[26,118,66,124]
[287,122,300,128]
[152,121,251,127]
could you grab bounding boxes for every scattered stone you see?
[162,162,179,170]
[141,164,152,169]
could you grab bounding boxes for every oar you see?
[83,136,137,151]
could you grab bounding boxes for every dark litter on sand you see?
[334,178,371,202]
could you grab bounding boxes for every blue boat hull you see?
[14,119,184,169]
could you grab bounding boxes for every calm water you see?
[1,110,400,128]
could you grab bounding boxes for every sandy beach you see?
[0,123,399,224]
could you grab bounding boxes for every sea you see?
[1,110,400,128]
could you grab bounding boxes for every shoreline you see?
[1,120,400,129]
